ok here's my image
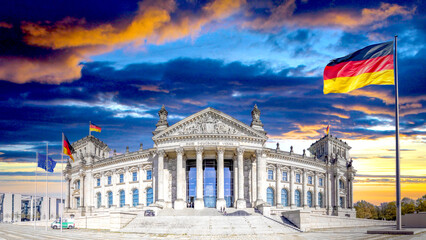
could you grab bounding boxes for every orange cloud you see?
[3,0,244,84]
[138,85,169,93]
[333,104,392,116]
[245,2,416,31]
[182,99,207,106]
[0,22,13,29]
[269,123,326,140]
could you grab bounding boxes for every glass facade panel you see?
[187,164,196,207]
[146,188,153,206]
[119,190,125,207]
[267,187,274,206]
[132,189,139,207]
[147,170,152,180]
[307,191,312,207]
[108,191,113,207]
[224,161,233,208]
[204,162,217,208]
[295,190,301,207]
[281,189,288,207]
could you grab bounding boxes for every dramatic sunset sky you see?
[0,0,424,205]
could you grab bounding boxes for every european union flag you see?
[37,153,56,173]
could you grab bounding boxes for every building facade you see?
[64,106,356,218]
[0,193,63,222]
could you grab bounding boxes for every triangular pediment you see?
[152,107,267,140]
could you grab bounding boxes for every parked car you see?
[51,218,75,229]
[144,210,155,216]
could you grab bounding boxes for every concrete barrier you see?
[402,212,426,228]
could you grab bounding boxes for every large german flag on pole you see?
[63,134,75,162]
[323,41,394,94]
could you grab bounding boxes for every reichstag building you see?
[64,105,356,218]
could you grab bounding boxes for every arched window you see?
[132,189,139,207]
[146,188,153,206]
[107,191,113,208]
[266,187,274,206]
[281,189,288,207]
[97,192,101,208]
[339,180,345,189]
[295,190,301,207]
[318,192,323,207]
[307,191,313,207]
[119,190,125,207]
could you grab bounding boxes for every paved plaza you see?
[1,223,425,240]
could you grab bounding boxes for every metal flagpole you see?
[394,35,401,230]
[89,121,91,136]
[34,152,37,230]
[61,133,64,232]
[45,142,48,231]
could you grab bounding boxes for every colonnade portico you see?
[155,147,266,210]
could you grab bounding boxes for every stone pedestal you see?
[194,199,204,209]
[174,199,186,210]
[236,199,246,209]
[216,198,226,210]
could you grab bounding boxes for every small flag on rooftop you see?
[90,122,101,133]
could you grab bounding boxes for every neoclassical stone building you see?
[64,105,356,218]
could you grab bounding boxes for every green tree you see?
[382,201,397,220]
[354,200,378,219]
[416,195,426,212]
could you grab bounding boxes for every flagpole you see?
[34,152,37,230]
[61,133,64,232]
[45,142,48,231]
[89,121,91,136]
[394,35,401,230]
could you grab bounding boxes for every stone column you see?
[216,147,226,209]
[326,172,332,214]
[194,147,204,209]
[236,147,246,209]
[66,177,71,209]
[290,167,295,208]
[251,158,257,207]
[255,150,266,206]
[157,150,165,203]
[314,172,319,208]
[349,179,354,208]
[302,169,307,208]
[335,173,339,209]
[80,172,85,208]
[276,165,282,207]
[233,156,238,207]
[174,147,185,209]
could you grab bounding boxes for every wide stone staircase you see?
[120,208,300,235]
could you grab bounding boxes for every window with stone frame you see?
[319,177,323,187]
[339,196,344,208]
[96,178,100,186]
[119,173,124,183]
[107,176,112,185]
[295,173,301,183]
[107,191,113,208]
[146,170,152,180]
[282,171,288,181]
[308,176,313,185]
[267,169,274,180]
[132,172,137,181]
[339,179,345,189]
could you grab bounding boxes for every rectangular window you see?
[97,178,100,186]
[282,172,288,181]
[76,197,80,208]
[308,176,313,185]
[76,180,80,189]
[339,197,344,208]
[119,174,124,183]
[267,170,273,180]
[319,178,323,187]
[146,170,152,180]
[296,173,301,183]
[132,172,137,181]
[108,176,112,185]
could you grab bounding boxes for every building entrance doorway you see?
[203,160,217,208]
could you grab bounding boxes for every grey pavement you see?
[1,223,426,240]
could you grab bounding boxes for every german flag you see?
[63,134,75,162]
[325,125,330,135]
[90,122,101,133]
[323,41,394,94]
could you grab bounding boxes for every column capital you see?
[157,149,166,157]
[176,147,184,155]
[236,147,245,156]
[255,149,263,156]
[195,146,204,155]
[217,147,225,155]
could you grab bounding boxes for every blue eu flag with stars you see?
[37,152,56,173]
